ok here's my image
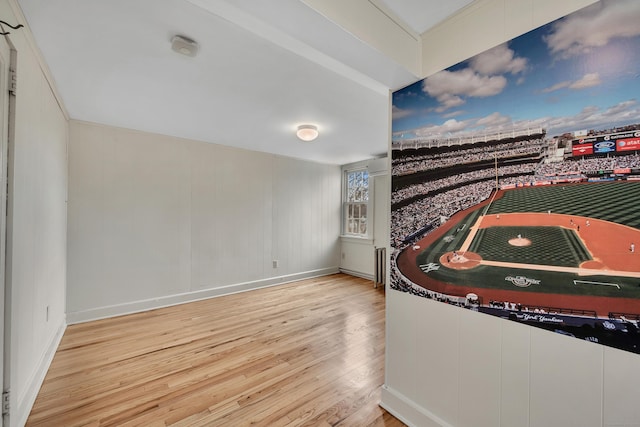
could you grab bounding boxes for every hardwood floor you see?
[27,274,405,426]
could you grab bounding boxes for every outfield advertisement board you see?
[593,140,616,154]
[572,143,593,156]
[617,137,640,152]
[572,132,640,156]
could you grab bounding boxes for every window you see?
[344,169,369,236]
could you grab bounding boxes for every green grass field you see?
[485,181,640,229]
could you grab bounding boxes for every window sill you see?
[340,235,374,245]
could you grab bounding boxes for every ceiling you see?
[17,0,473,165]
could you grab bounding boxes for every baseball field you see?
[395,181,640,317]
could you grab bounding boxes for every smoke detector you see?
[171,35,198,57]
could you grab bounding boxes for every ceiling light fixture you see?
[171,35,199,57]
[296,124,319,142]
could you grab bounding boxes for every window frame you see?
[342,168,371,238]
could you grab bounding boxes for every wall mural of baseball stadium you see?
[390,0,640,354]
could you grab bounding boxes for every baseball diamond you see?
[468,226,592,267]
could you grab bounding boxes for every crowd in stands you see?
[499,175,537,186]
[487,300,604,319]
[390,137,548,247]
[489,300,548,313]
[390,180,498,247]
[392,163,537,204]
[394,139,540,164]
[536,153,640,178]
[392,139,545,176]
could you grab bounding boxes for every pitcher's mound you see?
[509,237,531,247]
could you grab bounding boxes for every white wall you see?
[381,0,640,426]
[67,121,341,323]
[2,0,69,425]
[340,236,374,278]
[382,291,640,427]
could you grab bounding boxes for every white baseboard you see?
[67,267,340,324]
[339,268,374,281]
[16,319,66,427]
[380,384,454,427]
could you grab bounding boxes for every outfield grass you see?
[486,181,640,229]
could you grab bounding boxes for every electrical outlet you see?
[272,260,279,268]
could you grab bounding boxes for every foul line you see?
[480,260,640,279]
[458,188,499,254]
[459,215,484,253]
[574,280,620,289]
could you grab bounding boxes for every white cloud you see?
[539,100,639,136]
[392,105,413,120]
[420,44,527,113]
[414,118,469,138]
[399,97,638,142]
[403,99,636,142]
[599,99,638,121]
[476,112,512,127]
[435,94,465,112]
[602,99,637,117]
[411,112,518,140]
[422,69,507,112]
[416,99,639,140]
[542,81,571,93]
[469,44,527,75]
[441,118,467,132]
[542,73,602,93]
[441,110,465,119]
[424,69,507,98]
[545,0,640,58]
[568,73,601,89]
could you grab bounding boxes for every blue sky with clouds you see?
[392,0,640,142]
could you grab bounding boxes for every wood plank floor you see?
[27,274,405,426]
